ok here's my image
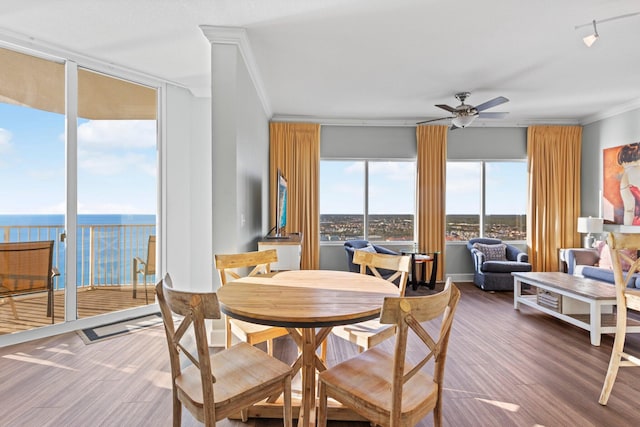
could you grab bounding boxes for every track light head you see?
[583,20,599,47]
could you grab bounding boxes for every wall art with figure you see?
[603,142,640,225]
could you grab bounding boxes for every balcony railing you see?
[0,223,155,290]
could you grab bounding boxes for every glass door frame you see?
[0,38,163,347]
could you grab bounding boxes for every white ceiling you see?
[1,0,640,127]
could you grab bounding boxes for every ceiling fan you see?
[417,92,509,129]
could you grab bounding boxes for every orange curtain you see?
[269,122,320,270]
[416,125,448,281]
[527,125,582,272]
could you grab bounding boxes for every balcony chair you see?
[466,237,532,291]
[0,240,59,323]
[344,240,399,279]
[133,235,155,304]
[318,278,460,427]
[156,274,293,426]
[214,249,290,356]
[599,232,640,405]
[331,250,411,353]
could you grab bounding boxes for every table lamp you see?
[577,217,603,248]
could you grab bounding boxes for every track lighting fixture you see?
[582,20,599,47]
[575,11,640,47]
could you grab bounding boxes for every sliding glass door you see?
[0,46,158,336]
[76,68,157,318]
[0,47,67,333]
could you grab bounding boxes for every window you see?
[446,161,527,242]
[320,160,416,242]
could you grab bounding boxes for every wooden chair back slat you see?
[353,250,411,294]
[215,249,278,285]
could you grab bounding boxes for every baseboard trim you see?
[447,273,474,283]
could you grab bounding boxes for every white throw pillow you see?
[357,244,377,253]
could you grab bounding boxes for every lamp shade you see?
[583,33,599,47]
[577,217,603,233]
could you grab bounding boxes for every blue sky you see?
[447,161,527,215]
[320,160,416,214]
[321,160,527,216]
[0,103,157,215]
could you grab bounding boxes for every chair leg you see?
[143,276,149,304]
[599,313,628,405]
[132,259,138,299]
[6,296,18,319]
[433,395,443,427]
[225,318,233,349]
[172,389,182,427]
[267,338,274,356]
[283,375,292,427]
[318,380,328,427]
[48,286,54,324]
[320,338,327,363]
[240,408,248,422]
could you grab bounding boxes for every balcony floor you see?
[0,286,152,335]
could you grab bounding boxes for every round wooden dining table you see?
[216,269,400,427]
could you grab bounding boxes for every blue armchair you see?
[344,240,399,278]
[466,237,532,291]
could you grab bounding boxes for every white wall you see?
[206,35,271,344]
[164,85,213,292]
[210,43,270,286]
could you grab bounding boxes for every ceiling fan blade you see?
[417,116,454,125]
[474,96,509,112]
[477,111,509,119]
[435,104,457,113]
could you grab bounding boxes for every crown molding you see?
[200,25,272,117]
[581,97,640,125]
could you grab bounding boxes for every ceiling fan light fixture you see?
[451,114,476,128]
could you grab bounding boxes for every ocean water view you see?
[0,214,156,289]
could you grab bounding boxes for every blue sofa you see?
[565,247,640,288]
[466,238,532,291]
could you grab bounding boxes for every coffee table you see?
[513,272,640,346]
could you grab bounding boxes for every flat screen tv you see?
[274,169,288,238]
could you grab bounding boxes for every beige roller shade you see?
[0,47,65,114]
[0,47,157,120]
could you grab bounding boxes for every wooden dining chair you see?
[214,249,290,356]
[599,232,640,405]
[331,250,411,352]
[156,273,293,427]
[133,235,155,304]
[318,278,460,427]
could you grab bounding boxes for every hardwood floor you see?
[1,281,639,426]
